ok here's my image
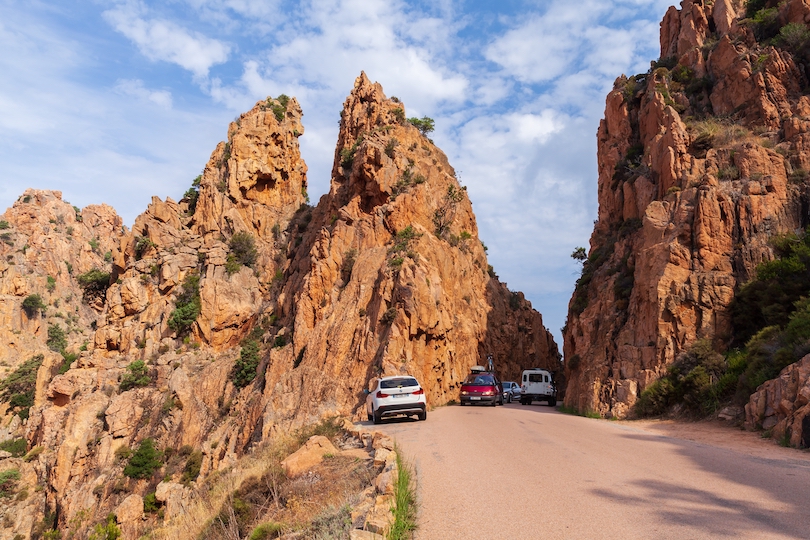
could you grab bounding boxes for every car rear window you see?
[380,377,419,389]
[464,374,495,385]
[528,373,547,383]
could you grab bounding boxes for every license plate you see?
[392,393,408,398]
[471,397,481,400]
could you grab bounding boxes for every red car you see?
[459,372,503,406]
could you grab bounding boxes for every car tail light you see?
[376,391,390,398]
[413,388,424,395]
[482,390,493,396]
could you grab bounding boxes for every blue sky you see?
[0,0,673,348]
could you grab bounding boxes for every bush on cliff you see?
[639,229,810,418]
[232,326,264,388]
[123,438,163,479]
[1,354,44,419]
[21,294,46,317]
[407,116,434,136]
[119,360,152,391]
[226,231,258,275]
[168,272,201,335]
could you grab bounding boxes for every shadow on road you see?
[590,432,810,539]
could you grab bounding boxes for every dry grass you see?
[686,118,757,149]
[150,420,376,540]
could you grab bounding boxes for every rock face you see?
[745,354,810,448]
[0,75,559,536]
[564,0,810,418]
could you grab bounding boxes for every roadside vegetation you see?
[150,417,378,540]
[389,447,418,540]
[636,228,810,420]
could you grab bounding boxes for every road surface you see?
[366,402,810,540]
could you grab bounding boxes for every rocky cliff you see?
[0,74,559,538]
[563,0,810,418]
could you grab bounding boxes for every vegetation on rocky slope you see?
[637,229,810,419]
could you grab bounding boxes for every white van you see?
[520,368,557,406]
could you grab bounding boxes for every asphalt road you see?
[365,402,810,540]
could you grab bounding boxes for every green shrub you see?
[777,22,810,54]
[385,138,399,158]
[249,522,284,540]
[1,354,44,418]
[745,6,780,41]
[408,116,435,136]
[21,294,46,317]
[135,236,156,260]
[227,231,258,272]
[0,438,27,457]
[119,360,151,391]
[143,492,159,513]
[168,272,201,335]
[340,136,363,170]
[87,513,121,540]
[123,438,163,479]
[268,94,290,122]
[0,220,8,229]
[392,107,405,124]
[58,351,77,375]
[77,268,111,298]
[0,469,20,498]
[181,450,203,484]
[635,339,736,417]
[232,335,261,388]
[46,324,67,353]
[46,276,56,292]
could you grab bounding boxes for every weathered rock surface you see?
[564,0,810,419]
[0,75,559,536]
[281,434,338,476]
[745,354,810,448]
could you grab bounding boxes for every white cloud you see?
[115,79,173,108]
[0,0,674,347]
[103,2,231,78]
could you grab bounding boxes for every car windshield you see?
[380,377,419,389]
[464,374,495,385]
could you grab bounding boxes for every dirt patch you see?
[624,417,810,462]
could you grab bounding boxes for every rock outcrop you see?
[564,0,810,418]
[745,354,810,448]
[0,75,559,537]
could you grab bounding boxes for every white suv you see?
[366,376,427,424]
[519,368,557,406]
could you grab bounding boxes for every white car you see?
[519,368,557,406]
[366,376,427,424]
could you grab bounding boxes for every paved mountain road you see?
[366,403,810,540]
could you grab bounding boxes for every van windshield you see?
[464,374,495,385]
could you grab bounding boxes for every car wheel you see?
[459,400,465,406]
[490,399,497,407]
[372,409,381,424]
[418,411,427,421]
[549,397,557,407]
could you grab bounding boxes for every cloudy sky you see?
[0,0,673,348]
